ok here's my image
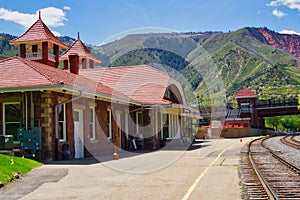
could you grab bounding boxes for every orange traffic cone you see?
[113,152,118,160]
[113,145,118,160]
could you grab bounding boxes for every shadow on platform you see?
[45,139,213,165]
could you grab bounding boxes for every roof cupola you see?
[9,11,68,68]
[60,32,101,70]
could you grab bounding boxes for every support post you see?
[42,42,48,64]
[20,44,26,58]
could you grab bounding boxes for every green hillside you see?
[0,33,18,58]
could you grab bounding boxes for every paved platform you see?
[0,138,250,200]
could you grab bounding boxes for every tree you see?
[292,116,300,132]
[265,116,282,131]
[280,117,296,132]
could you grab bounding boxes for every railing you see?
[26,52,42,60]
[26,52,56,62]
[255,97,298,108]
[48,53,56,62]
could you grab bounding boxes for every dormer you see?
[60,32,101,72]
[9,11,68,67]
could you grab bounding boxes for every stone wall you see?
[39,91,56,161]
[205,127,271,138]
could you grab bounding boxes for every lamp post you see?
[197,95,203,116]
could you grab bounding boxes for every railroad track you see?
[245,137,300,199]
[281,134,300,150]
[240,155,269,199]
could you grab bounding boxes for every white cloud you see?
[0,7,36,28]
[0,7,67,35]
[279,29,300,35]
[272,9,288,17]
[38,7,67,27]
[63,6,71,11]
[267,0,300,11]
[50,29,61,37]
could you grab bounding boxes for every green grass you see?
[0,154,42,185]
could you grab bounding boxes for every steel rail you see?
[262,137,300,173]
[281,133,300,150]
[248,138,279,200]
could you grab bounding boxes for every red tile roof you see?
[235,87,257,98]
[60,33,101,63]
[0,57,184,105]
[80,66,173,104]
[9,16,68,49]
[0,56,127,99]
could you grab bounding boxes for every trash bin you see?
[62,143,70,160]
[0,135,14,150]
[160,138,167,147]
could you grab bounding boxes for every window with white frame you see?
[161,113,180,139]
[58,104,66,142]
[125,112,129,139]
[90,107,95,140]
[3,102,21,141]
[170,114,180,138]
[136,112,143,136]
[155,111,158,137]
[107,109,112,139]
[170,114,174,138]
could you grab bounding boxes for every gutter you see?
[0,85,64,93]
[54,90,83,160]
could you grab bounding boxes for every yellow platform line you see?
[181,143,236,200]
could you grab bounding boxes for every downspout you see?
[31,91,34,127]
[54,90,83,160]
[25,92,28,130]
[22,93,25,129]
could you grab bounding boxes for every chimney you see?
[69,53,79,74]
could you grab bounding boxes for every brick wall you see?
[0,91,173,160]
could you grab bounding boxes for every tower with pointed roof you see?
[234,87,257,108]
[9,11,68,67]
[60,32,101,71]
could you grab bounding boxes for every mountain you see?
[96,27,300,105]
[0,33,18,58]
[254,28,300,59]
[1,27,300,106]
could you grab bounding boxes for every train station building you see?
[0,13,196,161]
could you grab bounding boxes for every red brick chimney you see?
[69,53,79,74]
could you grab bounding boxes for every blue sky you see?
[0,0,300,45]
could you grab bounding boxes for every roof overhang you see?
[235,96,258,99]
[142,103,199,113]
[0,84,141,106]
[59,55,101,64]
